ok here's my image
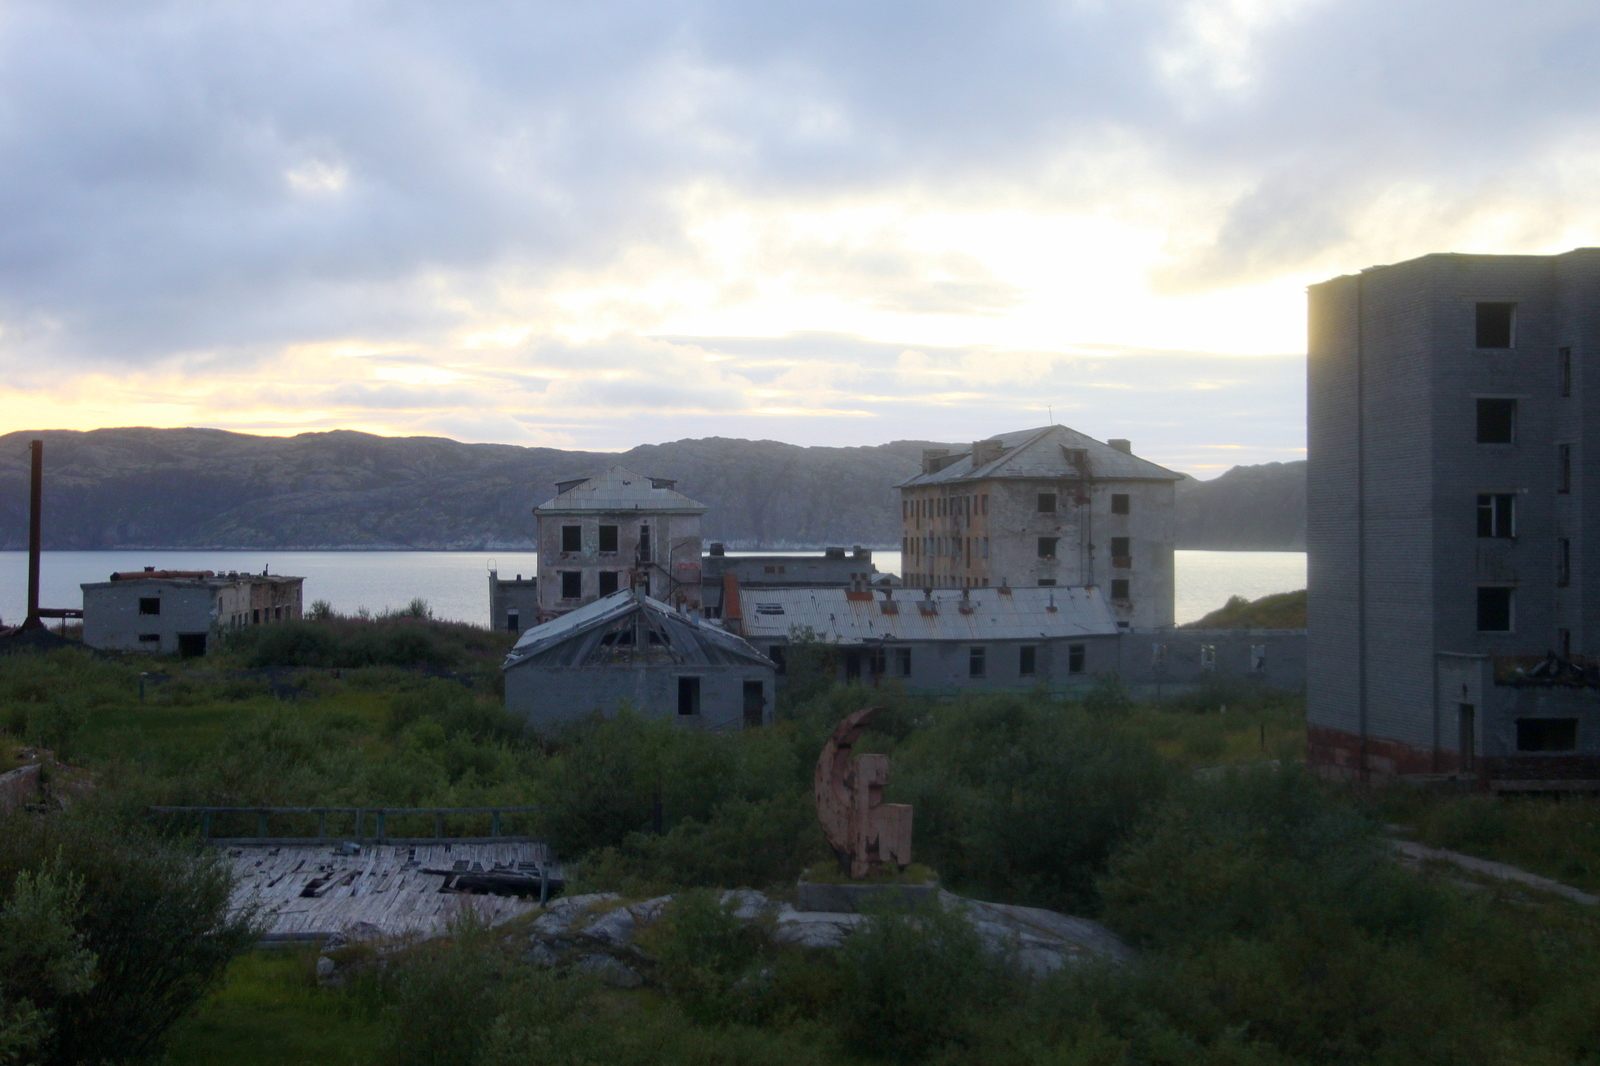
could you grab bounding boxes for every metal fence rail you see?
[148,805,541,843]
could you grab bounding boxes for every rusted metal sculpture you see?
[814,707,913,878]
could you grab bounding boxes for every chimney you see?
[1107,438,1132,454]
[709,542,725,556]
[22,440,42,629]
[971,438,1004,466]
[921,448,950,475]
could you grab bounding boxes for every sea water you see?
[0,549,1306,629]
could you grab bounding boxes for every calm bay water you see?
[0,548,1306,629]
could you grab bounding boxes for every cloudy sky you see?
[1,0,1596,475]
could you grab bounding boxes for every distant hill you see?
[0,428,1306,551]
[1183,589,1307,629]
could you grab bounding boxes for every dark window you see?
[598,525,619,552]
[506,610,519,631]
[1111,494,1130,515]
[1037,537,1058,559]
[844,652,861,681]
[252,609,260,624]
[743,681,765,727]
[1558,538,1571,587]
[896,647,912,676]
[1476,398,1516,443]
[177,633,207,658]
[638,525,651,562]
[1038,578,1057,586]
[981,495,988,515]
[677,676,701,716]
[1475,302,1516,348]
[769,646,786,674]
[1068,644,1085,674]
[1476,494,1515,538]
[561,525,582,552]
[1458,704,1475,770]
[1516,718,1577,752]
[1559,628,1573,657]
[969,646,986,678]
[1477,587,1512,631]
[1560,347,1572,396]
[598,571,619,595]
[1111,579,1130,601]
[1110,537,1131,562]
[138,633,160,643]
[138,597,160,616]
[1559,444,1572,493]
[560,571,582,599]
[1037,493,1057,513]
[1020,646,1037,675]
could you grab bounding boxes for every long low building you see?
[731,584,1122,691]
[81,568,304,656]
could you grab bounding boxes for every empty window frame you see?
[1516,717,1577,752]
[677,676,701,716]
[1110,493,1130,515]
[1038,578,1057,586]
[1476,494,1515,538]
[598,571,620,596]
[1475,302,1516,348]
[1251,644,1267,672]
[1558,538,1572,587]
[1560,347,1573,397]
[1200,644,1217,673]
[138,633,160,644]
[1037,537,1058,559]
[742,680,765,727]
[1111,579,1130,601]
[896,647,912,677]
[1476,587,1513,632]
[1559,444,1572,494]
[1110,536,1131,565]
[138,597,161,615]
[981,495,988,515]
[560,571,583,599]
[1068,643,1085,674]
[969,646,987,678]
[561,525,582,552]
[1037,492,1057,513]
[1019,645,1037,676]
[598,525,619,552]
[506,610,520,632]
[1476,399,1516,444]
[637,525,652,562]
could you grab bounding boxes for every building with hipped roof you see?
[897,425,1182,630]
[533,466,706,623]
[503,588,775,730]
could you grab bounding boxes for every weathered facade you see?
[488,569,539,634]
[700,545,880,619]
[734,585,1123,693]
[534,467,705,623]
[503,588,775,731]
[81,568,304,655]
[896,425,1181,631]
[1308,249,1600,785]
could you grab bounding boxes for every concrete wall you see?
[504,662,773,731]
[537,511,702,621]
[83,582,219,654]
[1119,629,1306,690]
[490,571,539,634]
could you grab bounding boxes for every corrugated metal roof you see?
[897,425,1180,487]
[736,585,1119,644]
[535,465,707,514]
[503,588,771,670]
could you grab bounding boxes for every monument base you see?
[795,876,939,914]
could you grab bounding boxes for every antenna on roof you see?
[1048,405,1053,425]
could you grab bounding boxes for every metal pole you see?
[22,440,42,629]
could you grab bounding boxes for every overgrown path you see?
[1391,838,1600,906]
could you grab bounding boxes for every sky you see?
[2,1,1598,476]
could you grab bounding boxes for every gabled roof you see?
[736,585,1120,645]
[897,425,1180,488]
[535,465,706,515]
[504,589,772,671]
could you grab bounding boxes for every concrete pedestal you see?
[795,878,938,913]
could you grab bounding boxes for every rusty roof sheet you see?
[736,585,1119,644]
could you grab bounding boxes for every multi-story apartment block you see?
[1307,249,1600,785]
[896,425,1180,630]
[534,466,705,622]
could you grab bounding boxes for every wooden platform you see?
[226,841,556,941]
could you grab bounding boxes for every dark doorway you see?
[743,681,765,727]
[677,676,700,716]
[177,633,207,658]
[843,652,861,681]
[1458,703,1476,771]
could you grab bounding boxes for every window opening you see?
[1560,347,1572,396]
[968,646,986,678]
[637,525,651,562]
[1476,494,1514,538]
[1517,718,1577,752]
[1251,645,1266,672]
[896,647,912,677]
[506,610,519,631]
[1559,444,1572,493]
[1477,587,1512,631]
[677,677,701,716]
[1037,537,1058,559]
[561,525,582,552]
[1111,494,1130,515]
[1037,493,1057,513]
[1475,302,1515,348]
[138,633,160,644]
[560,571,582,599]
[1476,399,1516,444]
[1068,644,1085,674]
[1019,646,1036,676]
[598,571,620,596]
[742,681,765,727]
[1200,644,1216,673]
[1458,704,1475,770]
[138,597,160,615]
[1111,579,1130,601]
[598,525,619,552]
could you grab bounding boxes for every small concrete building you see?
[503,588,775,731]
[700,545,881,619]
[897,425,1182,631]
[733,584,1122,693]
[81,569,304,656]
[489,570,539,635]
[535,467,705,623]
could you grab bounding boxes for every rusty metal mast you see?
[21,439,42,630]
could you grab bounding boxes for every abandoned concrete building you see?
[897,425,1182,631]
[502,588,775,730]
[700,544,881,619]
[731,585,1122,692]
[81,568,304,656]
[489,569,539,634]
[1308,249,1600,786]
[534,466,705,624]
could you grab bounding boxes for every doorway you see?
[1457,703,1476,771]
[742,681,765,727]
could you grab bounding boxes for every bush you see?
[653,890,770,1023]
[0,862,96,1064]
[0,811,258,1064]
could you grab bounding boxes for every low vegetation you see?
[1186,588,1307,628]
[1,618,1597,1064]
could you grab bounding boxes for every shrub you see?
[653,890,770,1023]
[0,862,97,1064]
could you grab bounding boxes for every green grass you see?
[1378,789,1600,895]
[163,949,384,1066]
